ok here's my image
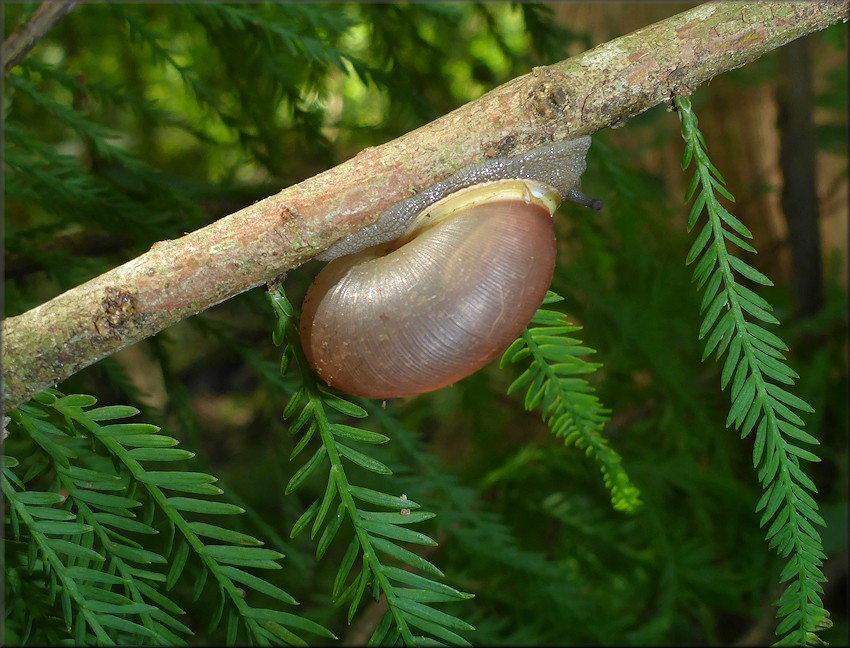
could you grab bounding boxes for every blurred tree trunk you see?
[777,38,824,318]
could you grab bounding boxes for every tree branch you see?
[3,1,847,410]
[3,0,82,74]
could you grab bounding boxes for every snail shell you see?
[300,137,597,399]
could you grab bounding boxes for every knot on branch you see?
[525,67,587,139]
[94,287,138,338]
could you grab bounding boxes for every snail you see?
[300,137,600,399]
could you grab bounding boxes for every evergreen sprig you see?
[7,73,160,178]
[501,291,642,513]
[4,392,329,646]
[367,402,621,645]
[267,284,474,646]
[4,121,165,239]
[118,4,374,172]
[675,94,831,646]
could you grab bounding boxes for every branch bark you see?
[3,1,82,74]
[3,1,847,410]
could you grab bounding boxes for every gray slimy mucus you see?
[317,136,598,261]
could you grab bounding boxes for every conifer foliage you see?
[4,392,331,645]
[501,292,642,513]
[676,95,831,646]
[267,286,476,646]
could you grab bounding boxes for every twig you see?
[3,1,82,74]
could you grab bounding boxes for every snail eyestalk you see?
[565,188,604,211]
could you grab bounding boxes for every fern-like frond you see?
[675,94,831,646]
[267,283,475,646]
[6,405,176,645]
[4,458,117,644]
[3,123,158,237]
[501,291,642,513]
[7,73,156,175]
[6,391,330,646]
[5,70,201,242]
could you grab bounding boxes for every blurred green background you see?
[4,3,847,644]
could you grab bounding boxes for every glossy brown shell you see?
[299,197,556,399]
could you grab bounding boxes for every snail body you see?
[301,137,598,399]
